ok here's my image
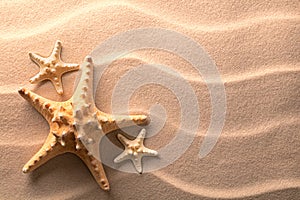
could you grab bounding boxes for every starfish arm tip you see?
[28,52,35,58]
[18,87,25,93]
[137,129,146,140]
[133,160,143,174]
[54,40,62,50]
[141,114,148,122]
[57,90,63,95]
[148,150,158,156]
[103,185,110,191]
[56,40,62,45]
[130,114,148,125]
[84,56,93,63]
[135,162,143,174]
[29,76,39,84]
[114,154,124,163]
[22,166,29,173]
[28,52,43,63]
[113,157,120,163]
[117,134,127,143]
[140,128,146,135]
[18,87,29,97]
[53,82,64,95]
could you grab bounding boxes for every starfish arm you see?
[98,112,148,134]
[29,71,49,84]
[72,56,97,122]
[50,40,62,60]
[76,152,110,191]
[142,147,158,156]
[29,52,47,66]
[113,151,130,163]
[51,76,64,95]
[62,63,80,71]
[22,133,61,173]
[18,88,61,122]
[132,156,143,173]
[137,128,146,140]
[116,133,130,147]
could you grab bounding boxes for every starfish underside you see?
[19,57,148,191]
[29,40,80,95]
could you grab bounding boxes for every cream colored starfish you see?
[19,56,148,191]
[114,129,158,174]
[29,40,80,94]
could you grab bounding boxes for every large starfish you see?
[29,40,80,95]
[114,129,158,174]
[19,56,147,191]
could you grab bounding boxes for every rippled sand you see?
[0,0,299,199]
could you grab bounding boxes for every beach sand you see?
[0,0,299,199]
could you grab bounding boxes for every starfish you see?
[28,40,80,95]
[19,56,148,191]
[114,129,158,174]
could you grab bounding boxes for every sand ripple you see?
[0,1,299,40]
[153,171,300,199]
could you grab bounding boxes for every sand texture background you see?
[0,0,299,199]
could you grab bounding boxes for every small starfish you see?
[29,40,80,95]
[19,56,148,191]
[114,129,158,174]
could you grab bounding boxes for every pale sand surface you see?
[0,0,299,199]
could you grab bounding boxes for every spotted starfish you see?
[19,56,148,191]
[29,40,80,95]
[114,129,158,174]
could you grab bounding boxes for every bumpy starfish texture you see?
[19,56,148,191]
[114,129,158,174]
[29,40,80,94]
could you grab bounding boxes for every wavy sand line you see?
[0,1,298,40]
[2,64,299,94]
[152,171,300,199]
[223,67,300,83]
[221,116,299,137]
[125,54,300,83]
[57,169,300,199]
[60,182,299,200]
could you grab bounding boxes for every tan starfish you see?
[29,40,80,95]
[19,56,148,191]
[114,129,158,174]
